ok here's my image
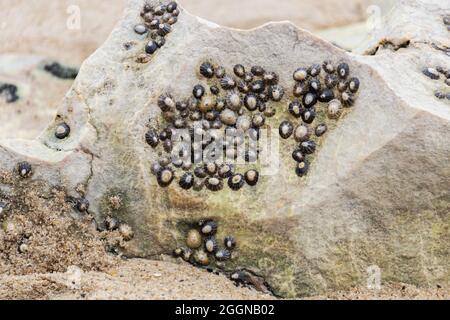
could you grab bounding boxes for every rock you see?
[0,0,449,298]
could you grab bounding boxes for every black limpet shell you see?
[251,113,265,128]
[422,67,440,80]
[166,1,178,13]
[302,92,318,109]
[302,108,316,124]
[244,169,259,186]
[263,71,279,85]
[299,140,316,154]
[145,129,159,148]
[308,64,321,77]
[279,120,294,139]
[205,177,223,192]
[76,198,90,212]
[292,149,304,162]
[193,84,205,99]
[308,79,321,93]
[200,62,215,78]
[250,80,265,93]
[233,64,246,78]
[155,36,165,48]
[215,66,226,78]
[315,123,328,137]
[322,60,335,74]
[435,91,446,99]
[158,93,175,111]
[237,80,250,93]
[250,66,265,76]
[228,174,245,191]
[348,77,360,93]
[224,236,236,250]
[215,249,232,261]
[153,4,167,15]
[337,80,348,92]
[243,72,254,83]
[201,220,218,235]
[157,167,174,187]
[218,164,234,178]
[337,62,350,79]
[244,94,258,111]
[179,172,195,190]
[151,162,162,175]
[341,91,355,107]
[205,162,218,176]
[219,76,237,90]
[205,236,218,253]
[55,123,70,139]
[293,82,309,97]
[293,67,308,82]
[325,74,338,89]
[295,161,309,177]
[163,139,173,153]
[171,8,180,17]
[268,85,284,101]
[210,85,220,95]
[145,41,158,54]
[318,89,335,103]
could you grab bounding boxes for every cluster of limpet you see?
[174,219,236,267]
[279,61,360,177]
[134,1,179,58]
[0,83,19,103]
[422,66,450,100]
[145,62,283,191]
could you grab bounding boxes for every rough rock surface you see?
[0,0,449,298]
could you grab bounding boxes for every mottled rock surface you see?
[0,0,449,298]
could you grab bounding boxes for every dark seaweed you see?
[44,62,78,80]
[0,83,19,103]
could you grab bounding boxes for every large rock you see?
[0,0,449,297]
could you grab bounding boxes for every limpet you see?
[205,177,223,192]
[233,64,246,78]
[205,236,218,253]
[228,174,245,191]
[299,140,316,154]
[315,123,328,137]
[268,85,284,101]
[293,124,310,142]
[327,99,342,119]
[215,249,231,261]
[224,236,236,250]
[18,162,32,178]
[201,220,218,235]
[292,149,304,162]
[179,172,195,190]
[279,120,294,139]
[55,122,70,139]
[337,62,350,79]
[200,62,215,78]
[244,169,259,186]
[302,108,316,124]
[295,160,309,177]
[422,67,440,80]
[157,167,174,187]
[293,67,308,82]
[186,229,202,249]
